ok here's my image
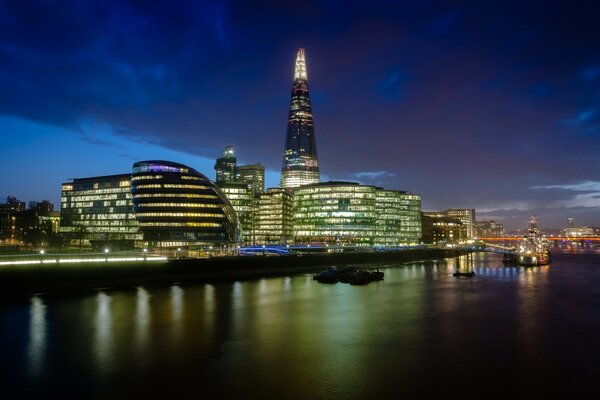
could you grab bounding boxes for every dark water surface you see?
[2,252,600,399]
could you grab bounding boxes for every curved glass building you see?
[131,161,238,248]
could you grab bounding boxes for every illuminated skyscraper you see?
[280,48,320,189]
[214,146,237,183]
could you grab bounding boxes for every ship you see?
[516,215,551,266]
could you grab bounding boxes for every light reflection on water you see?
[27,296,46,378]
[2,252,600,398]
[94,292,112,374]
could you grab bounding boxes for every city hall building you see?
[60,161,238,250]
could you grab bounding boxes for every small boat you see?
[516,216,551,267]
[314,268,384,285]
[348,269,385,285]
[313,267,340,283]
[453,271,475,278]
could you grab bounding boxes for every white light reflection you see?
[204,284,215,313]
[135,287,151,350]
[27,296,46,378]
[94,292,113,372]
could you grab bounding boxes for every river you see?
[1,251,600,399]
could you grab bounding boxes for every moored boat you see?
[516,215,551,267]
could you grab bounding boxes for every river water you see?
[1,251,600,399]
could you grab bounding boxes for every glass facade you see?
[293,182,422,246]
[375,190,422,246]
[235,164,265,195]
[280,48,320,189]
[446,209,476,238]
[131,161,238,248]
[254,188,293,245]
[217,182,256,245]
[214,146,237,183]
[60,174,142,249]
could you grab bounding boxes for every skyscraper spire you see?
[294,48,307,80]
[280,48,320,189]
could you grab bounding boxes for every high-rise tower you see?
[280,48,320,189]
[214,146,237,183]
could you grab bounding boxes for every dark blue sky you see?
[1,0,599,229]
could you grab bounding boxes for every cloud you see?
[531,181,600,192]
[352,171,396,179]
[565,108,597,125]
[531,181,600,208]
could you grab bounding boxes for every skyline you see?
[1,1,600,229]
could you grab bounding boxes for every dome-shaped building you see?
[131,160,238,248]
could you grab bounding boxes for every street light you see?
[39,249,45,255]
[104,248,110,254]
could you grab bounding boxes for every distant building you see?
[29,200,54,213]
[0,196,57,247]
[421,214,466,244]
[254,188,293,245]
[446,209,476,239]
[423,209,476,239]
[60,174,141,249]
[214,146,237,184]
[564,226,596,237]
[475,220,504,238]
[214,146,265,195]
[235,164,265,195]
[0,196,24,245]
[292,182,422,246]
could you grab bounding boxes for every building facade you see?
[60,174,141,249]
[293,182,422,246]
[254,188,293,245]
[421,214,467,244]
[280,48,320,189]
[131,160,238,248]
[475,220,504,238]
[217,182,256,245]
[375,190,422,246]
[214,146,237,183]
[235,164,265,195]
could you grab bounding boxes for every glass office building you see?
[217,182,256,245]
[235,163,265,195]
[293,182,422,246]
[254,188,293,245]
[60,174,142,249]
[375,190,422,246]
[131,160,238,248]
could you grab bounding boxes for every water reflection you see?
[9,252,600,398]
[135,287,151,351]
[170,285,184,340]
[27,296,46,378]
[94,292,113,373]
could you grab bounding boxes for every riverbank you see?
[0,248,468,297]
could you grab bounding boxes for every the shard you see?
[280,48,320,189]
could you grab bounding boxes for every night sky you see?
[1,0,599,229]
